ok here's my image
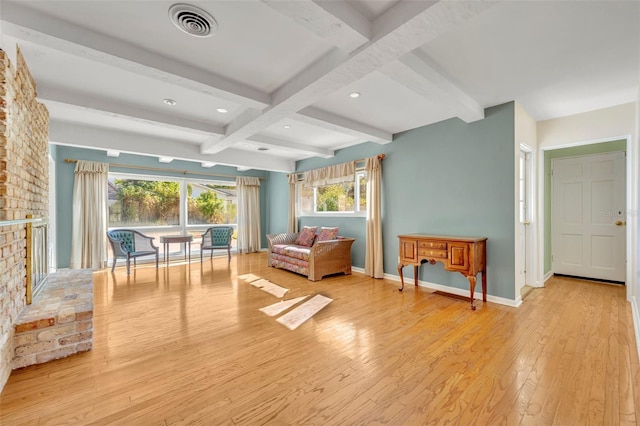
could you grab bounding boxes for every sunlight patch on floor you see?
[239,274,332,330]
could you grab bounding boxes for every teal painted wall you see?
[300,216,368,269]
[543,140,627,274]
[54,145,268,268]
[55,102,517,300]
[265,171,290,235]
[56,147,75,268]
[294,102,517,300]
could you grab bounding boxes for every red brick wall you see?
[0,47,49,391]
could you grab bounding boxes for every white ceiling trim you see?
[262,0,371,52]
[201,0,496,155]
[295,107,391,144]
[383,51,485,123]
[38,86,224,135]
[246,134,334,159]
[200,48,350,154]
[1,3,270,108]
[49,121,295,173]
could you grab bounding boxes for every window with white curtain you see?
[107,172,238,259]
[298,171,367,216]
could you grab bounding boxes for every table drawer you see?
[418,248,448,259]
[418,240,447,250]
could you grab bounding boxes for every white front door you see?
[552,151,626,282]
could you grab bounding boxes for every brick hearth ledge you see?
[13,269,93,369]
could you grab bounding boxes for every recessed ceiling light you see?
[349,92,360,98]
[283,125,291,129]
[159,156,174,163]
[201,161,216,168]
[216,108,228,114]
[257,147,269,151]
[163,98,177,106]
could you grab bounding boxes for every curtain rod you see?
[64,159,264,180]
[290,153,385,178]
[361,154,386,163]
[346,154,386,164]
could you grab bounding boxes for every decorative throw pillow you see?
[295,226,317,247]
[316,227,339,242]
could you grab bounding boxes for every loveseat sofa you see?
[266,226,355,281]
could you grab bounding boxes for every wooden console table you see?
[397,234,487,310]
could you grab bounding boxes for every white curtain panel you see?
[70,160,109,270]
[303,161,355,187]
[236,176,261,253]
[287,173,298,233]
[365,156,384,278]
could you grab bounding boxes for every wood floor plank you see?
[1,254,639,425]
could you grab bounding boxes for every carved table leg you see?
[482,270,487,303]
[468,275,477,310]
[398,264,405,292]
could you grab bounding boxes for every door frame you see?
[537,135,635,301]
[516,144,536,294]
[550,151,626,281]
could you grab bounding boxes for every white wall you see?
[538,103,635,148]
[636,6,640,361]
[0,4,19,67]
[514,102,538,291]
[515,102,538,149]
[0,0,3,50]
[634,89,640,362]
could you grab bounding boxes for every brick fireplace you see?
[0,47,51,391]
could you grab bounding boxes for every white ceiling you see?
[1,0,638,173]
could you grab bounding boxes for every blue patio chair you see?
[200,226,234,262]
[107,229,159,275]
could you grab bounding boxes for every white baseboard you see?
[382,272,519,308]
[544,271,553,283]
[351,266,364,274]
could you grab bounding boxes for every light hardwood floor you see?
[1,253,639,425]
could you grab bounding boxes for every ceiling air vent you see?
[169,4,217,38]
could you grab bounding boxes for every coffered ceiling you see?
[1,1,638,173]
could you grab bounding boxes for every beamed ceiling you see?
[1,0,638,172]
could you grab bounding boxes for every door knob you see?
[615,220,626,226]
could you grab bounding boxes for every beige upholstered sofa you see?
[266,228,355,281]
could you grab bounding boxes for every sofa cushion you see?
[272,244,311,261]
[269,254,309,276]
[295,226,317,247]
[270,252,310,268]
[316,227,339,242]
